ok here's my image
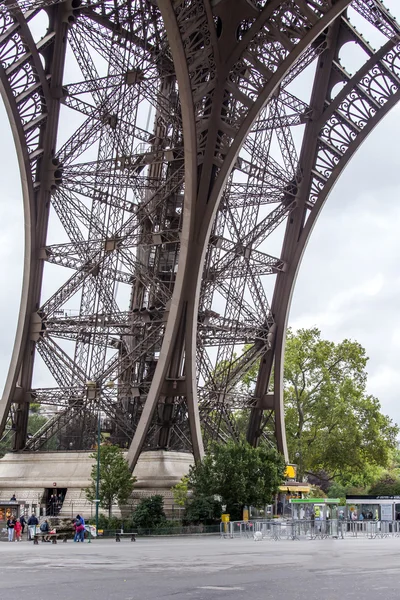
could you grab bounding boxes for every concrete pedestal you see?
[0,450,194,518]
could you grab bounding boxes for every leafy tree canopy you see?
[284,328,398,482]
[0,406,57,458]
[172,476,189,508]
[188,440,285,517]
[369,474,400,496]
[86,444,136,517]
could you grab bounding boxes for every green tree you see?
[188,440,285,519]
[369,474,400,496]
[172,476,189,507]
[27,413,48,436]
[0,406,57,458]
[132,495,166,529]
[284,328,398,482]
[85,444,136,517]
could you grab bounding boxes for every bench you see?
[33,532,68,545]
[115,532,137,542]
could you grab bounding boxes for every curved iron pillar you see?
[247,13,400,453]
[0,4,69,448]
[127,0,355,468]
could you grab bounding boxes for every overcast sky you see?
[291,101,400,425]
[0,2,399,428]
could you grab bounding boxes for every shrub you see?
[183,495,222,525]
[131,495,167,529]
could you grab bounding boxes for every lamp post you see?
[295,451,302,482]
[86,381,101,537]
[95,407,101,534]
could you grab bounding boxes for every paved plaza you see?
[1,535,400,599]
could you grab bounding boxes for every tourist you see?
[27,513,39,540]
[19,513,26,535]
[76,514,86,542]
[74,518,85,542]
[7,515,16,542]
[14,518,22,542]
[73,520,78,542]
[40,519,50,542]
[49,494,56,516]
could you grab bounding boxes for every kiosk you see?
[346,495,400,521]
[0,501,20,537]
[290,498,340,520]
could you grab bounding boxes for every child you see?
[14,518,22,542]
[73,520,81,542]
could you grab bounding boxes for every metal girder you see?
[0,0,399,468]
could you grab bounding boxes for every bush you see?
[183,495,222,525]
[88,515,123,530]
[131,495,167,529]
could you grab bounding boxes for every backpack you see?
[40,523,47,532]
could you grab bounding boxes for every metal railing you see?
[220,519,400,540]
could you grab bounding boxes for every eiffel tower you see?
[0,0,399,472]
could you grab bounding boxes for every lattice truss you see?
[0,0,399,464]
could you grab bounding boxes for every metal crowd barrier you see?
[220,519,400,540]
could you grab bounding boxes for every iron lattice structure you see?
[0,0,399,468]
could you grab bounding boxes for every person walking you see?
[49,494,56,516]
[14,518,22,542]
[7,515,16,542]
[19,513,26,536]
[57,493,63,515]
[310,511,315,537]
[27,513,39,540]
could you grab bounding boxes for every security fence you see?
[220,519,400,540]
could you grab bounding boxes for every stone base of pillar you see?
[0,450,193,519]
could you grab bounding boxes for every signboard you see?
[221,514,230,523]
[284,465,297,479]
[242,507,249,522]
[346,495,400,500]
[221,514,230,534]
[289,498,340,504]
[381,504,393,521]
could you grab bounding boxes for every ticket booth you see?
[290,498,340,520]
[346,495,400,520]
[0,502,20,529]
